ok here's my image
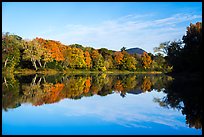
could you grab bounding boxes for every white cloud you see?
[3,90,194,134]
[153,13,202,26]
[40,13,201,52]
[39,91,187,129]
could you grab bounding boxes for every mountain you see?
[126,48,146,55]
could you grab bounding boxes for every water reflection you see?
[2,73,202,131]
[2,73,169,107]
[154,75,202,129]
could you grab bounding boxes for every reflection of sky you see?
[2,90,202,135]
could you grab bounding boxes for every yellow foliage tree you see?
[141,52,152,69]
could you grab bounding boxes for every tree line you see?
[2,35,170,73]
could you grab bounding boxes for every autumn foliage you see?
[141,52,152,69]
[3,32,170,72]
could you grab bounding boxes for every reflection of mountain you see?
[127,89,143,95]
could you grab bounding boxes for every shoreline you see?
[3,69,163,75]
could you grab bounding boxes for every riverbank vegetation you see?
[154,22,202,76]
[2,36,169,74]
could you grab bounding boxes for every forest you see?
[2,22,202,74]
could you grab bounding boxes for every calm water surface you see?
[2,73,202,135]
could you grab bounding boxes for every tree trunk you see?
[37,60,42,68]
[3,77,8,87]
[34,61,38,70]
[31,74,37,86]
[10,56,15,61]
[4,58,8,68]
[33,61,38,70]
[31,58,37,70]
[43,76,47,83]
[37,77,42,85]
[43,62,46,68]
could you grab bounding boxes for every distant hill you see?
[126,48,146,55]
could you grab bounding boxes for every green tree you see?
[153,40,182,72]
[91,50,106,71]
[153,22,202,73]
[182,22,202,72]
[63,47,86,69]
[153,41,170,56]
[120,46,127,52]
[2,33,23,72]
[121,52,137,71]
[98,48,114,70]
[152,53,172,72]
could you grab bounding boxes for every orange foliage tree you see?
[114,51,124,69]
[141,52,152,69]
[35,38,65,62]
[84,51,92,69]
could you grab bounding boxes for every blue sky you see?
[2,2,202,53]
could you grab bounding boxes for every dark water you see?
[2,73,202,135]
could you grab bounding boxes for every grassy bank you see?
[13,69,60,75]
[11,69,163,75]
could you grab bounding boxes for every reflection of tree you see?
[97,75,113,96]
[2,74,172,109]
[83,76,91,94]
[114,80,124,92]
[62,76,86,99]
[123,75,137,92]
[90,74,106,95]
[141,76,152,92]
[151,75,173,92]
[2,74,20,111]
[154,75,202,129]
[3,73,201,130]
[19,75,65,106]
[37,83,64,106]
[112,75,138,97]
